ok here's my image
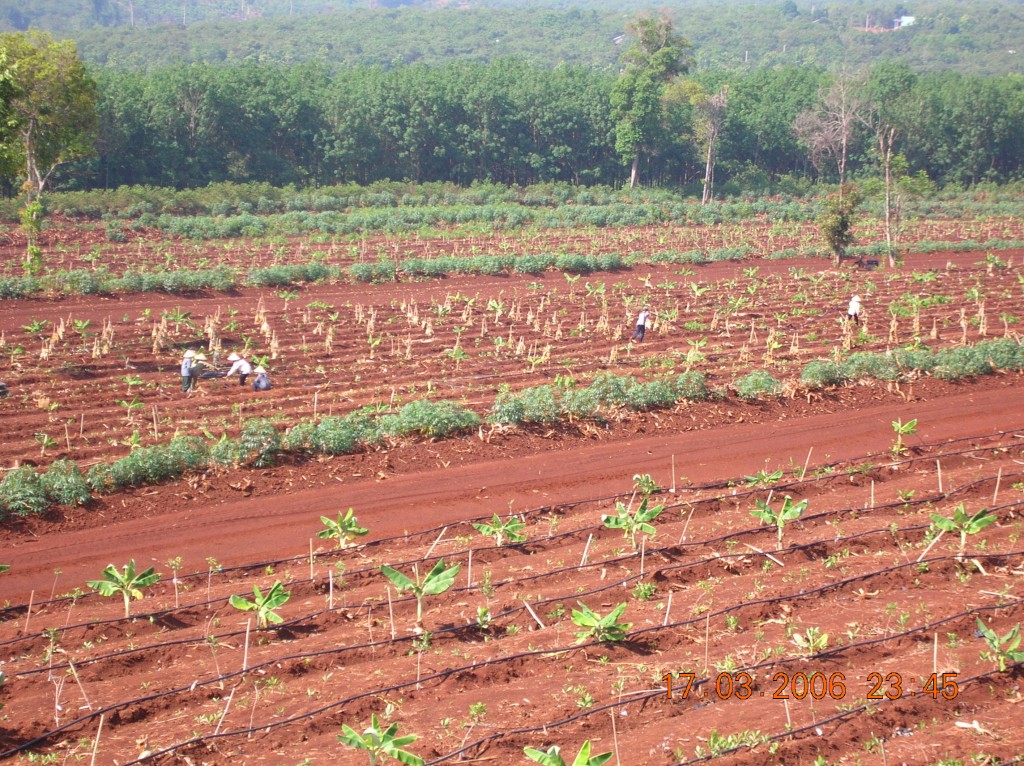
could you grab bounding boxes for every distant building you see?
[895,15,916,28]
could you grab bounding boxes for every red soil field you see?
[2,224,1023,765]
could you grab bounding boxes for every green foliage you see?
[236,418,281,468]
[317,508,369,549]
[87,559,161,619]
[472,514,527,547]
[750,494,807,547]
[818,185,863,262]
[571,601,632,644]
[381,559,460,627]
[792,626,829,655]
[930,504,997,558]
[602,496,663,551]
[976,618,1024,672]
[841,351,900,382]
[524,741,612,766]
[891,418,917,455]
[229,580,291,629]
[39,459,91,506]
[339,713,423,766]
[87,435,210,491]
[383,400,480,439]
[800,359,846,389]
[0,465,49,517]
[733,370,782,400]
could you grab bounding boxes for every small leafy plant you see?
[602,497,664,551]
[87,560,161,619]
[472,514,527,546]
[381,559,461,629]
[524,740,612,766]
[891,418,918,455]
[930,504,997,559]
[317,508,369,549]
[229,580,291,629]
[571,601,631,644]
[976,617,1024,672]
[339,713,424,766]
[750,495,807,548]
[792,626,829,655]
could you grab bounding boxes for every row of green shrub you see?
[3,339,1022,518]
[12,179,1024,229]
[488,371,711,425]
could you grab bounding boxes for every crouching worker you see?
[226,352,253,386]
[252,365,272,391]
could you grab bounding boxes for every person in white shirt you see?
[630,306,652,342]
[226,352,253,386]
[847,295,862,326]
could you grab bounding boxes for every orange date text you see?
[661,671,959,701]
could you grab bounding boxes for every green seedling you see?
[632,472,660,497]
[339,713,424,766]
[524,740,613,766]
[602,497,664,551]
[571,601,632,644]
[229,580,290,629]
[891,418,918,455]
[86,560,160,619]
[750,495,807,548]
[317,508,369,549]
[792,626,829,655]
[745,468,784,488]
[472,514,526,546]
[976,617,1024,672]
[381,559,460,628]
[930,504,997,558]
[0,564,9,574]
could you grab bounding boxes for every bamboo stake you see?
[467,549,473,588]
[309,539,315,582]
[523,600,546,629]
[213,685,237,736]
[328,569,334,610]
[610,709,622,766]
[783,696,792,729]
[993,468,1002,504]
[743,542,785,568]
[89,714,105,766]
[388,587,396,640]
[677,504,696,545]
[64,421,71,451]
[152,405,159,439]
[23,590,34,635]
[242,618,251,672]
[580,534,593,567]
[663,591,673,627]
[800,447,814,481]
[936,459,943,494]
[671,454,676,493]
[79,412,85,439]
[933,632,938,676]
[916,529,945,563]
[640,536,646,577]
[703,611,711,673]
[426,527,447,558]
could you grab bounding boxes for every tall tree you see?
[610,13,692,188]
[0,31,98,201]
[666,79,728,204]
[793,69,865,186]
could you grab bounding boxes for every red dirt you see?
[2,230,1024,765]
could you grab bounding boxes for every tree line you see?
[3,27,1024,203]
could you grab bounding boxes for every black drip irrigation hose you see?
[6,547,1020,761]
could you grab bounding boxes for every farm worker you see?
[226,352,253,386]
[180,350,196,392]
[630,306,652,342]
[252,366,272,392]
[189,353,210,392]
[847,295,862,326]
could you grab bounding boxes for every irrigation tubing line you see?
[7,553,1020,760]
[1,425,1015,622]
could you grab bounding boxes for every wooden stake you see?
[703,611,711,673]
[313,390,318,420]
[677,504,696,545]
[213,685,237,736]
[580,533,593,567]
[64,421,71,451]
[663,591,673,627]
[801,447,814,481]
[23,590,34,635]
[387,587,396,640]
[426,526,447,558]
[933,632,938,676]
[640,535,646,577]
[671,454,676,493]
[79,412,85,439]
[993,468,1002,504]
[783,696,792,729]
[523,600,546,629]
[936,459,943,494]
[152,405,159,439]
[916,529,945,563]
[743,542,785,568]
[308,539,315,582]
[89,714,105,766]
[467,549,473,588]
[242,618,251,672]
[328,569,334,610]
[610,708,622,766]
